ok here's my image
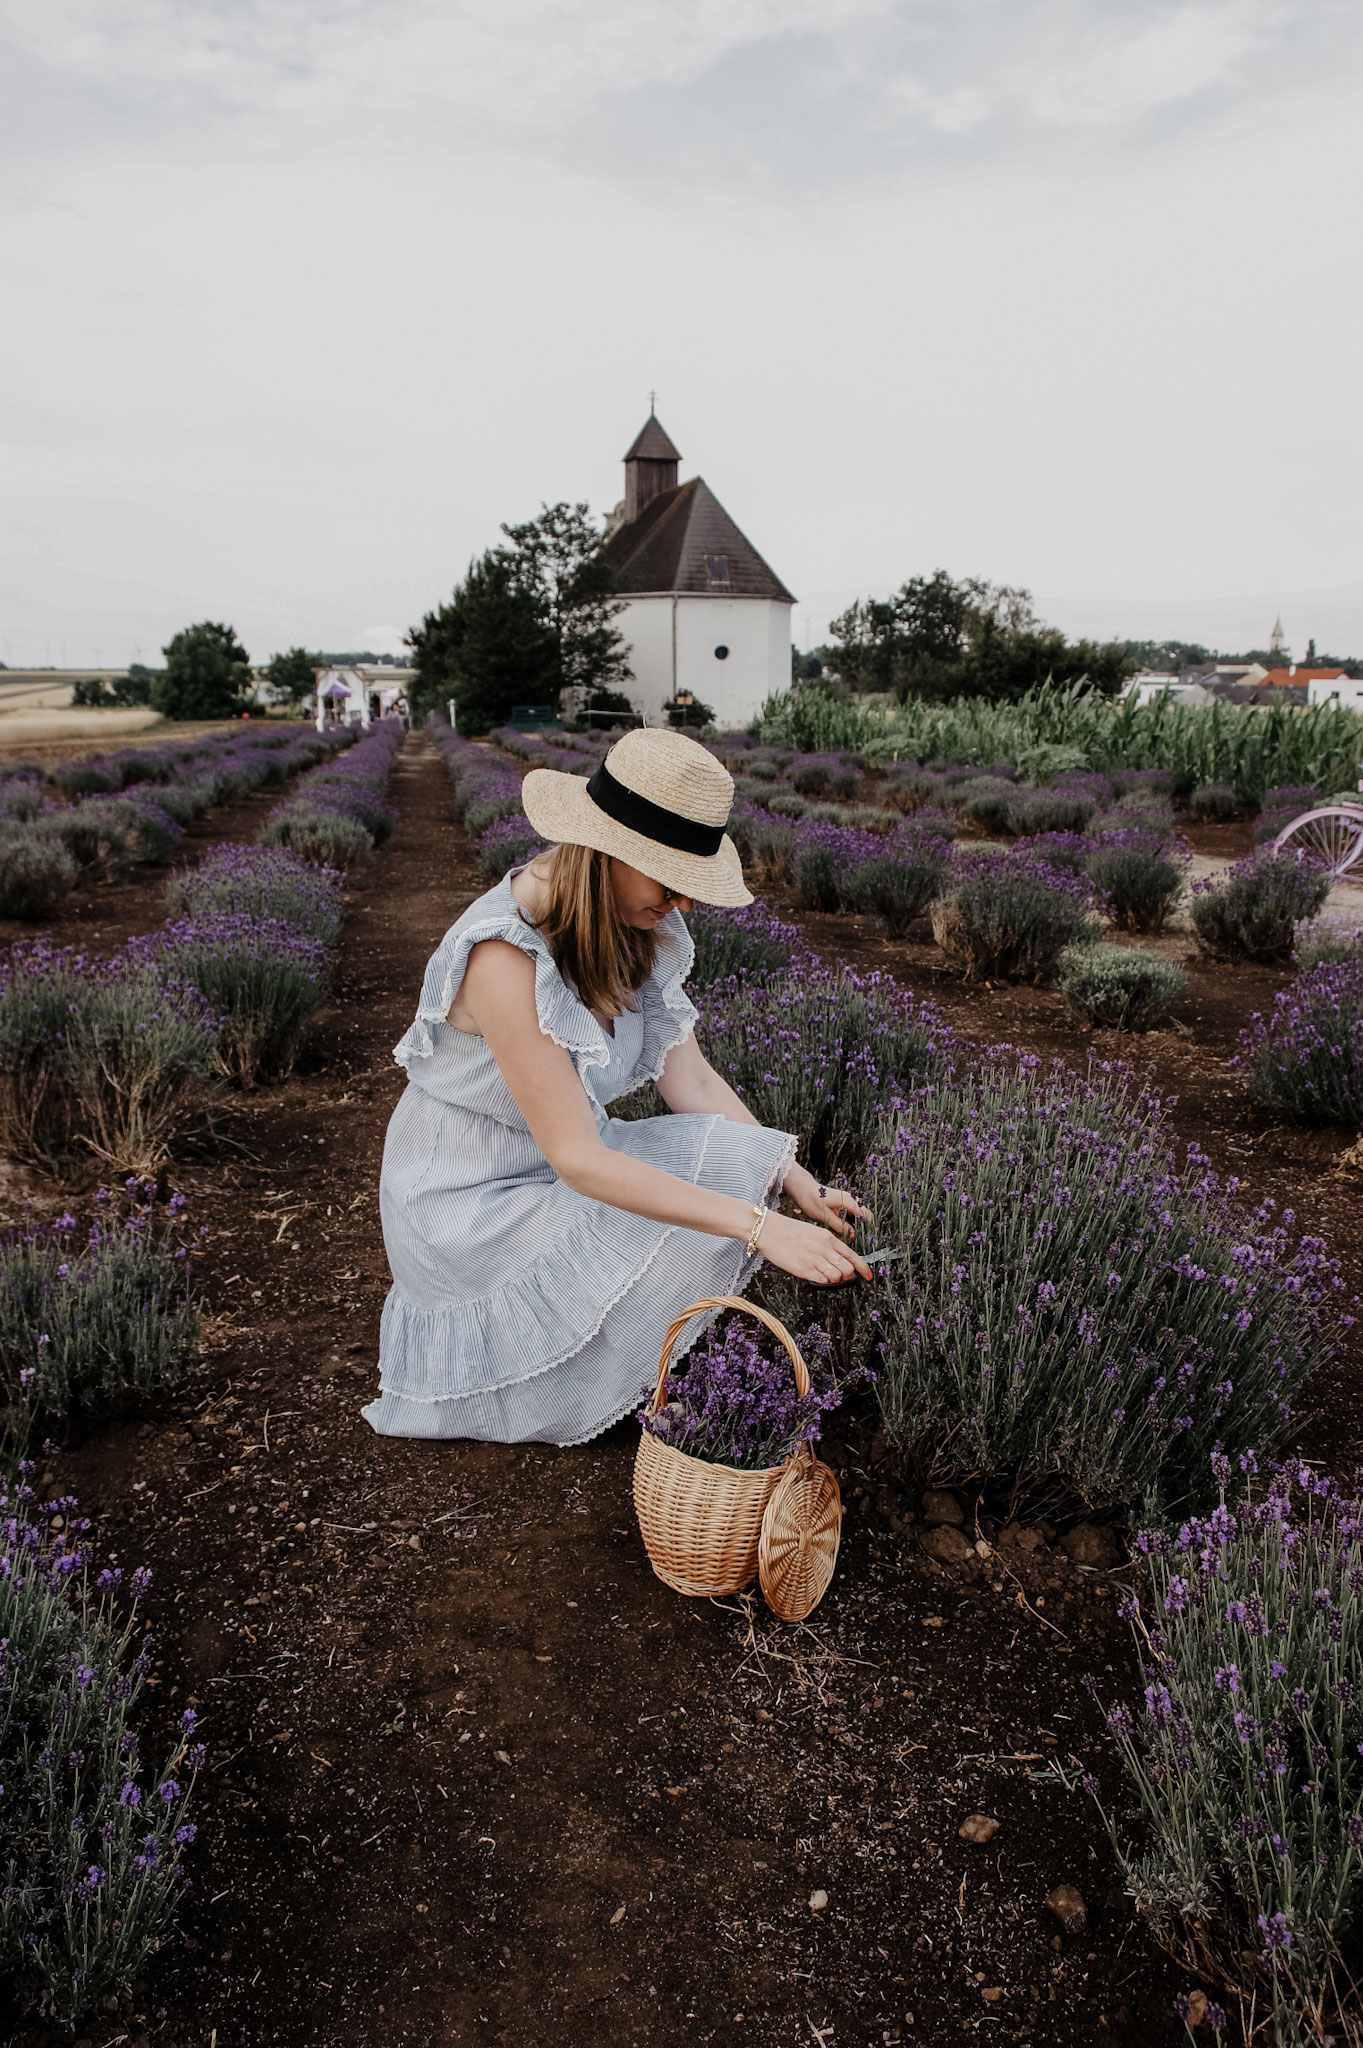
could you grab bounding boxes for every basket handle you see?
[646,1294,810,1419]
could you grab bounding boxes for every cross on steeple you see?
[648,389,657,414]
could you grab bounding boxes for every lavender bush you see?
[639,1316,848,1470]
[1112,767,1180,799]
[1024,830,1090,876]
[1191,852,1331,963]
[1188,782,1241,822]
[38,801,142,880]
[1083,830,1189,932]
[697,965,956,1175]
[882,765,947,813]
[0,777,44,825]
[862,1058,1348,1511]
[0,831,78,921]
[0,941,220,1171]
[842,832,950,935]
[0,1185,201,1436]
[0,1470,203,2023]
[686,900,804,986]
[790,754,861,799]
[1006,788,1100,836]
[166,842,343,947]
[136,913,330,1086]
[259,806,373,870]
[260,721,401,866]
[50,760,121,798]
[728,808,796,880]
[1294,918,1363,971]
[1260,784,1320,817]
[951,776,1017,834]
[1091,1464,1363,2044]
[931,846,1104,982]
[790,821,876,912]
[1237,959,1363,1127]
[1057,943,1188,1032]
[476,815,544,880]
[1255,807,1303,846]
[116,791,186,864]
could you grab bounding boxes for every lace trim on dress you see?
[391,900,613,1079]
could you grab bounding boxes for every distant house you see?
[600,411,795,729]
[1260,665,1350,690]
[1129,672,1213,706]
[1303,670,1363,712]
[312,666,408,727]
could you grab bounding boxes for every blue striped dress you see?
[362,871,796,1445]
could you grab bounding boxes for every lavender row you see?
[0,725,359,921]
[1093,1464,1363,2043]
[0,1455,206,2022]
[258,718,404,870]
[0,727,404,1171]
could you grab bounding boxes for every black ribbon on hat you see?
[585,759,725,857]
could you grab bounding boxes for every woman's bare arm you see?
[658,1032,870,1243]
[656,1030,758,1124]
[453,941,869,1285]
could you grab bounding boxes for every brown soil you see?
[7,738,1358,2048]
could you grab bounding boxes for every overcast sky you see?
[3,0,1361,668]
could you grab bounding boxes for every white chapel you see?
[601,411,794,729]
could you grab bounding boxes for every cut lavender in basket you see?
[639,1318,866,1472]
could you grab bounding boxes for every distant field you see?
[0,680,299,764]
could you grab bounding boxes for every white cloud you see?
[1007,1,1274,129]
[0,0,895,131]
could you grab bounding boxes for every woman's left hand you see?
[784,1165,871,1241]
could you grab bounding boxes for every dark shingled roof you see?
[624,415,682,463]
[602,477,795,604]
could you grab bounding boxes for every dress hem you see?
[362,1128,797,1445]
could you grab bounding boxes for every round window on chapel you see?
[714,644,730,661]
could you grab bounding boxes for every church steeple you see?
[1269,616,1287,657]
[623,407,681,522]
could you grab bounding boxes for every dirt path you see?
[22,735,1191,2048]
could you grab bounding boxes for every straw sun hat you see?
[521,728,752,908]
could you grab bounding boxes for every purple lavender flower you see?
[639,1316,858,1470]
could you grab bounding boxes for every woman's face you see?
[610,858,693,930]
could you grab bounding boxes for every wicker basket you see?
[633,1295,842,1619]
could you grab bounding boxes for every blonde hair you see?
[527,843,657,1018]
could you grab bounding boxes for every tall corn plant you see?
[756,684,1363,802]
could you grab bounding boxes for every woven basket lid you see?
[758,1454,842,1621]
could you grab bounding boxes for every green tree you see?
[829,571,1130,704]
[1117,639,1212,671]
[500,501,633,706]
[406,551,557,734]
[113,664,156,707]
[153,622,251,720]
[71,676,113,708]
[264,647,318,707]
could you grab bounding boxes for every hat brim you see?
[520,768,752,908]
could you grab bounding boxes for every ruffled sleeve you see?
[392,896,613,1081]
[622,908,699,1094]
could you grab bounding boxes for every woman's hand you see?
[784,1164,872,1242]
[757,1210,873,1286]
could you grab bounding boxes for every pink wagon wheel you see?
[1273,805,1363,883]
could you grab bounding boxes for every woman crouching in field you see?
[364,726,869,1444]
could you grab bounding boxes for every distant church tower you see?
[1269,616,1288,658]
[601,408,794,729]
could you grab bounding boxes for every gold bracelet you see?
[745,1203,768,1258]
